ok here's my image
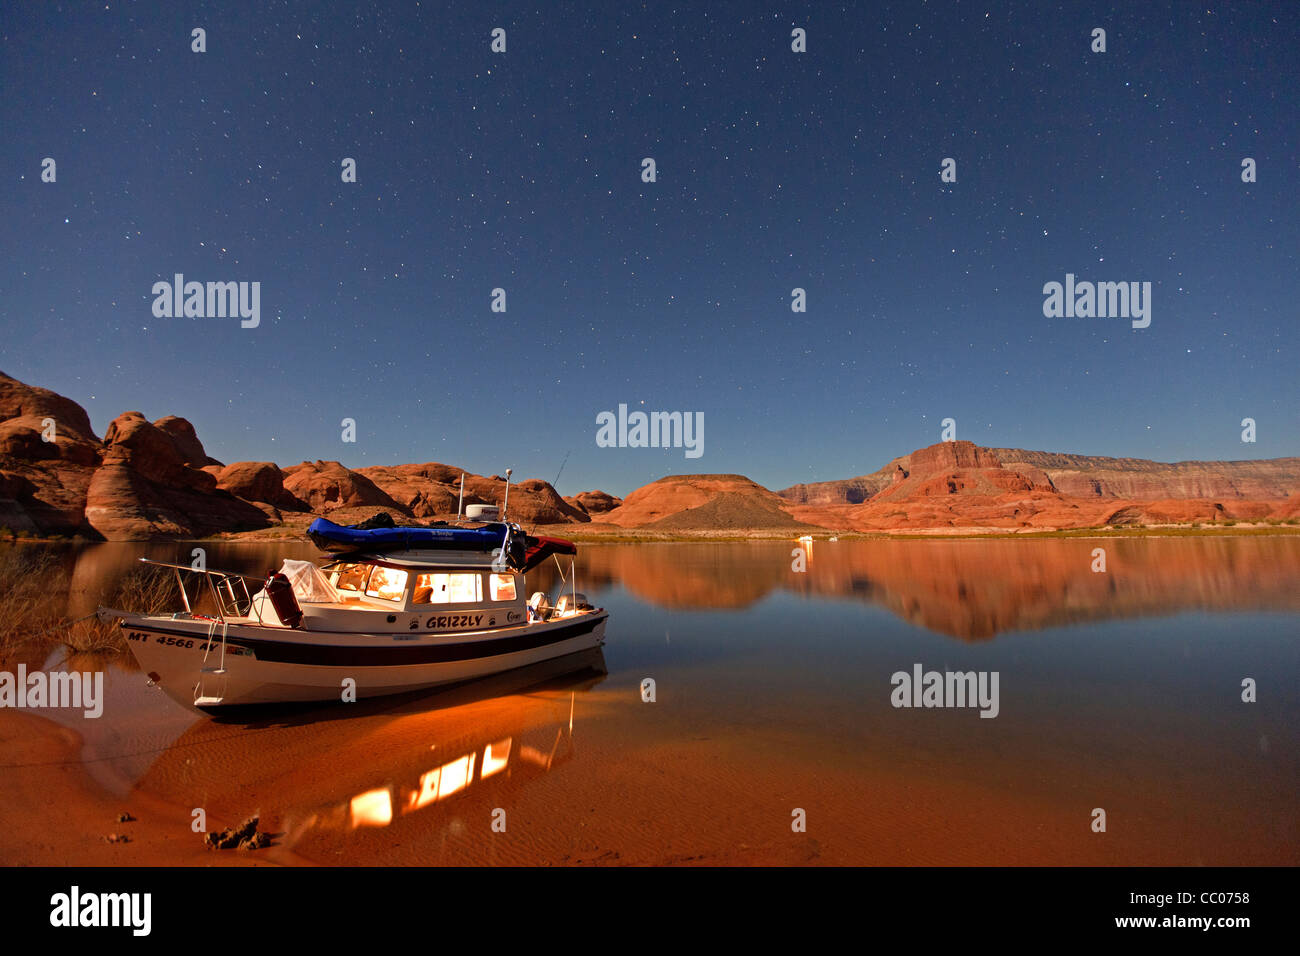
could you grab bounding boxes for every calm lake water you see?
[7,535,1299,865]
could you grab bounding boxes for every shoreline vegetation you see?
[0,547,177,655]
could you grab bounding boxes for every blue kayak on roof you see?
[306,517,508,554]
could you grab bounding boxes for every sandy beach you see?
[0,711,280,866]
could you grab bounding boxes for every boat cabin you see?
[324,555,521,612]
[235,549,529,632]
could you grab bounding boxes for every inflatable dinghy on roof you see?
[306,516,509,554]
[306,515,578,573]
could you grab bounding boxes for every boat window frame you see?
[409,570,484,608]
[321,559,527,613]
[489,573,519,602]
[325,560,411,606]
[363,565,410,603]
[327,561,377,597]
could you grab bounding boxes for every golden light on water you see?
[325,712,580,833]
[407,745,500,813]
[350,788,394,828]
[410,769,441,812]
[518,745,549,768]
[437,754,474,799]
[481,739,512,778]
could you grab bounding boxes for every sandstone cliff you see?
[0,372,271,539]
[0,373,586,539]
[780,443,1300,505]
[2,371,1295,539]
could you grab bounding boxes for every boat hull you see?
[114,611,608,709]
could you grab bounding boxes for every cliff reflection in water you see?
[568,537,1300,639]
[24,535,1300,649]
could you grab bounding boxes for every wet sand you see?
[0,699,1130,867]
[0,711,280,866]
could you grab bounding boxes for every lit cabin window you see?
[412,572,482,605]
[331,562,372,593]
[490,574,517,601]
[365,567,408,602]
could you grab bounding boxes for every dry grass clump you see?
[68,564,182,656]
[0,547,182,658]
[0,546,68,650]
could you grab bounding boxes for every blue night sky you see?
[2,1,1296,497]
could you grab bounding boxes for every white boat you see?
[99,518,608,710]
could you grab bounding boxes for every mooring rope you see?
[8,612,100,643]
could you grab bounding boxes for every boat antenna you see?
[502,468,513,521]
[553,449,571,488]
[457,473,464,522]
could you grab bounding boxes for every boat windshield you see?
[329,563,409,603]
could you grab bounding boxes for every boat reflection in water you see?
[129,647,608,863]
[338,701,577,830]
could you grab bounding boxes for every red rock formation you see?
[780,444,1300,507]
[354,464,588,524]
[154,415,221,468]
[866,442,1055,504]
[495,478,589,524]
[564,490,624,517]
[988,447,1300,500]
[572,490,623,515]
[102,412,218,492]
[603,474,791,527]
[83,463,260,539]
[0,373,102,473]
[0,373,105,535]
[282,461,401,513]
[82,412,268,538]
[908,440,1002,473]
[210,461,307,511]
[2,370,1295,538]
[841,441,1295,532]
[777,471,894,505]
[647,492,821,531]
[353,463,484,518]
[0,371,98,442]
[0,373,270,539]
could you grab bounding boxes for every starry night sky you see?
[2,1,1296,497]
